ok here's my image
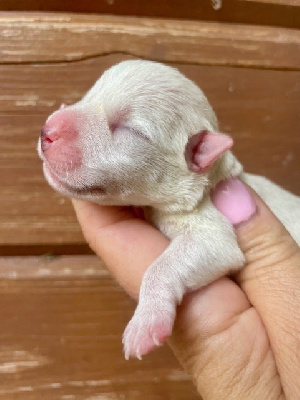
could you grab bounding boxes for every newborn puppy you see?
[38,60,300,359]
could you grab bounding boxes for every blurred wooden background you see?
[0,1,299,399]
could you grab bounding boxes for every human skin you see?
[72,178,300,399]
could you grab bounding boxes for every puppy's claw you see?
[153,335,161,347]
[124,348,130,361]
[136,347,142,360]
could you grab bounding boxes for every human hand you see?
[72,178,300,399]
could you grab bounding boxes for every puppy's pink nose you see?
[40,125,58,151]
[40,109,82,172]
[40,115,78,152]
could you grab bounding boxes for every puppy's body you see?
[242,173,300,242]
[38,60,300,359]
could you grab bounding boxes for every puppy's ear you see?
[185,130,233,173]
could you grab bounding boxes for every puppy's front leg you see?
[123,213,245,359]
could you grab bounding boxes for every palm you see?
[73,200,282,398]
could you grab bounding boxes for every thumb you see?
[211,177,300,398]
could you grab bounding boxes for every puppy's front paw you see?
[122,306,175,360]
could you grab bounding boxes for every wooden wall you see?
[0,2,299,399]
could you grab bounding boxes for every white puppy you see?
[38,60,300,359]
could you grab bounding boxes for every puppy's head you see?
[38,60,241,212]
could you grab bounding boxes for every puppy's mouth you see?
[43,163,106,197]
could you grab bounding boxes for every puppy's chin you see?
[43,162,106,199]
[43,162,75,196]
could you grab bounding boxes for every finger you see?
[211,178,300,397]
[72,199,169,299]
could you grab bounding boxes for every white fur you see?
[39,60,300,359]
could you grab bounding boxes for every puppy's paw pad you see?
[122,311,174,360]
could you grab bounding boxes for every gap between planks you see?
[1,51,300,72]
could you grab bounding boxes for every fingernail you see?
[210,178,256,225]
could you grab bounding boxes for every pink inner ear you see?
[186,131,233,173]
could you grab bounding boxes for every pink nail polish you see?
[211,178,256,225]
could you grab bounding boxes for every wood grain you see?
[245,0,299,5]
[0,255,198,400]
[0,9,299,399]
[0,0,299,29]
[1,52,299,252]
[0,12,299,253]
[0,13,299,69]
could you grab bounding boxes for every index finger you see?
[72,199,169,299]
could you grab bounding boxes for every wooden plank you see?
[0,255,198,400]
[0,0,299,29]
[1,53,299,252]
[0,13,299,69]
[246,0,299,5]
